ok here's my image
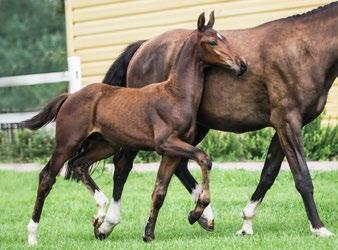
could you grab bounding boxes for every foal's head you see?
[196,12,247,76]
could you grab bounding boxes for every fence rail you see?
[0,56,81,126]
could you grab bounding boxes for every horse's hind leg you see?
[95,150,137,240]
[27,145,76,246]
[236,133,284,236]
[143,156,180,242]
[272,112,332,237]
[67,136,115,232]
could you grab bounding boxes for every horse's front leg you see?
[95,150,137,239]
[143,156,180,242]
[236,132,284,236]
[272,110,333,237]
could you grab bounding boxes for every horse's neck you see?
[167,36,205,107]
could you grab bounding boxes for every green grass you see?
[0,169,337,249]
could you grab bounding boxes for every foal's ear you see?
[197,12,206,32]
[206,11,215,29]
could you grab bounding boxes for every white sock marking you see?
[309,223,333,237]
[191,185,200,202]
[191,185,214,221]
[236,200,261,236]
[98,200,121,234]
[27,219,38,246]
[94,190,109,219]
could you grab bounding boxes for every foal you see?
[23,12,246,245]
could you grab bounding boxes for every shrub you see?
[0,116,337,163]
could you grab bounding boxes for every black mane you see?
[285,2,338,21]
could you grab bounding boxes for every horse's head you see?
[196,11,247,76]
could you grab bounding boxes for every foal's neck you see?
[167,33,206,107]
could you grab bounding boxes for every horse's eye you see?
[208,40,217,46]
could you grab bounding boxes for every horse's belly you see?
[197,69,271,133]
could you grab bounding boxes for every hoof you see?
[93,218,107,240]
[188,211,200,225]
[28,236,37,246]
[310,226,334,237]
[235,228,253,236]
[143,234,155,242]
[198,217,214,231]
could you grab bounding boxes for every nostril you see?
[240,61,247,72]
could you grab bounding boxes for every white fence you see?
[0,56,81,125]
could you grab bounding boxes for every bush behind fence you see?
[0,117,337,163]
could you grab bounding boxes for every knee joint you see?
[196,153,212,170]
[295,178,313,194]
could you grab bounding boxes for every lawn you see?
[0,169,337,249]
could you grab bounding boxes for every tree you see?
[0,0,67,112]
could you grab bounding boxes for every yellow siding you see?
[65,0,337,123]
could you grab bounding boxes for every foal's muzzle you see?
[235,58,247,76]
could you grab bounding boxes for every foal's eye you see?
[208,40,217,46]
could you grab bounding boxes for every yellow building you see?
[65,0,337,123]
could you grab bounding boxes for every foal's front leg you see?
[143,156,180,242]
[157,136,212,225]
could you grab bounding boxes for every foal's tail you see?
[102,40,146,86]
[20,93,69,130]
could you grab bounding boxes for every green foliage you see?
[200,128,274,161]
[0,0,67,112]
[0,128,54,163]
[0,0,66,76]
[302,117,338,160]
[1,117,336,163]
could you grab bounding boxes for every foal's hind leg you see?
[236,133,284,236]
[27,145,76,246]
[95,150,137,239]
[68,136,114,229]
[143,156,180,242]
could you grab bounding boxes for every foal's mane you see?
[283,2,338,21]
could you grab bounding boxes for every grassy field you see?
[0,169,337,250]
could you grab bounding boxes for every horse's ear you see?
[197,12,205,32]
[206,11,215,29]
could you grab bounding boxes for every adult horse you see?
[99,3,337,238]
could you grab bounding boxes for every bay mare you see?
[23,13,247,245]
[99,3,338,237]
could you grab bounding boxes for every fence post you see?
[67,56,82,93]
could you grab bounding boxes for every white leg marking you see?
[27,219,39,246]
[98,199,121,234]
[191,185,200,202]
[191,185,214,221]
[236,200,261,236]
[309,223,333,237]
[94,190,109,219]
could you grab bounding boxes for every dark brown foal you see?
[23,12,246,245]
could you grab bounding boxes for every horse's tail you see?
[20,93,69,130]
[102,40,146,86]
